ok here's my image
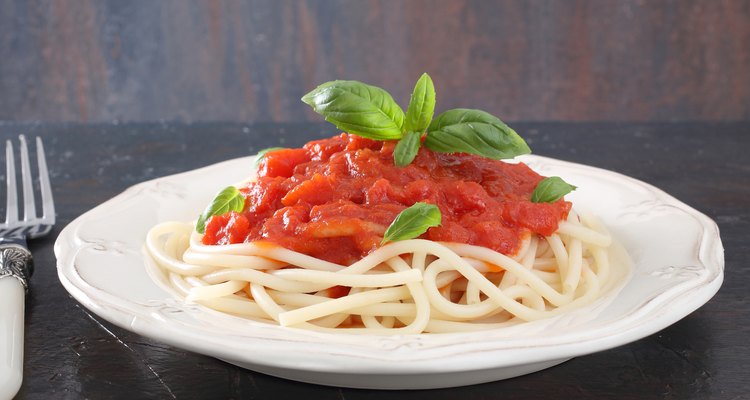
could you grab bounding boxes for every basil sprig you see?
[253,147,286,169]
[195,186,246,233]
[531,177,577,203]
[381,202,442,244]
[302,73,530,167]
[301,80,405,140]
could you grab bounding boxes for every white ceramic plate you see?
[54,155,723,389]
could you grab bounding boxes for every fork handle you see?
[0,245,32,399]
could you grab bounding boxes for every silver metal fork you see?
[0,135,55,399]
[1,135,55,240]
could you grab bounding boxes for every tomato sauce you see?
[202,133,571,265]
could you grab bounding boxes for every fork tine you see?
[35,137,55,224]
[18,135,37,222]
[5,140,18,225]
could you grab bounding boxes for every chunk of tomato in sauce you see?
[202,211,250,245]
[282,173,336,206]
[258,148,310,178]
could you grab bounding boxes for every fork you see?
[0,135,55,399]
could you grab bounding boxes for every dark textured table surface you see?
[1,121,747,399]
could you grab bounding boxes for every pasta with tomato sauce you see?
[145,133,624,334]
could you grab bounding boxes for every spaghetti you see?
[145,208,619,334]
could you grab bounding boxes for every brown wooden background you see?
[0,0,748,123]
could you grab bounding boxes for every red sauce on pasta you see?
[202,134,571,265]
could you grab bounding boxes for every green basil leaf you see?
[403,73,436,133]
[393,131,421,167]
[531,177,577,203]
[381,202,441,244]
[195,186,246,234]
[254,147,286,169]
[301,80,405,140]
[424,108,530,159]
